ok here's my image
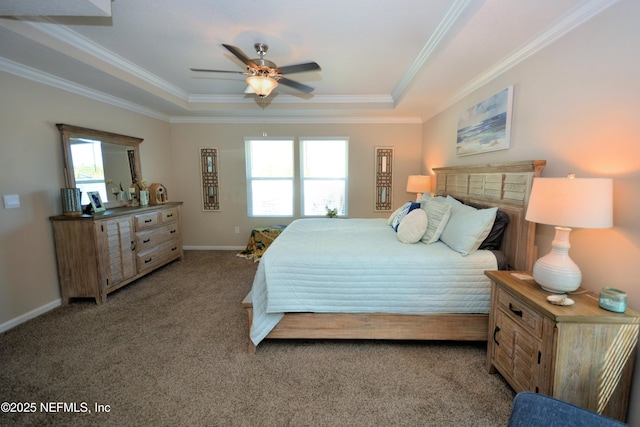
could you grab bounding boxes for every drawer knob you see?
[493,326,501,345]
[144,219,152,223]
[144,258,152,264]
[167,214,173,218]
[143,238,151,243]
[509,303,523,317]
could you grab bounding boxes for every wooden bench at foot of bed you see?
[242,294,489,354]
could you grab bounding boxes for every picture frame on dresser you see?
[87,191,105,213]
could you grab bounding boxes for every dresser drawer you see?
[160,207,179,223]
[497,287,543,338]
[136,223,180,253]
[136,239,181,273]
[134,212,159,230]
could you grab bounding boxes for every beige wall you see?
[171,122,422,248]
[422,1,640,422]
[0,73,422,329]
[0,72,173,329]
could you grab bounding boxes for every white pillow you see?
[420,198,452,244]
[387,205,405,225]
[440,196,497,256]
[391,201,420,231]
[397,209,428,244]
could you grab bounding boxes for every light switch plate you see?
[3,194,20,209]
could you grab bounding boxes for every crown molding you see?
[170,116,423,125]
[2,17,189,104]
[0,57,170,121]
[1,0,618,125]
[0,57,417,123]
[422,0,620,121]
[392,0,474,104]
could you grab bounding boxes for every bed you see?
[243,160,546,353]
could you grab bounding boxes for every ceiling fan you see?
[190,43,321,98]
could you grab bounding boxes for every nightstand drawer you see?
[497,287,543,338]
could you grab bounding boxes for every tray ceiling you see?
[0,0,618,122]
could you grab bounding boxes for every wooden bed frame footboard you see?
[244,160,546,354]
[243,295,489,354]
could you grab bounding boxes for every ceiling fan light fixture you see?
[246,75,278,97]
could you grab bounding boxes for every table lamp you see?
[525,174,613,293]
[406,175,431,201]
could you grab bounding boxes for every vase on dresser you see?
[139,190,149,206]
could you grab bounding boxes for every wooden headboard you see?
[433,160,546,272]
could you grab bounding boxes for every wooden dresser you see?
[485,270,639,422]
[50,202,183,304]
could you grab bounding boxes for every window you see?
[245,138,294,217]
[245,137,348,217]
[69,138,108,205]
[300,138,348,216]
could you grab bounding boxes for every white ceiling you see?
[0,0,619,122]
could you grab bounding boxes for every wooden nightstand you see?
[485,270,639,422]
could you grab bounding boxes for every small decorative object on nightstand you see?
[485,270,639,423]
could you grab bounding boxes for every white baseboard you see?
[0,299,61,333]
[183,246,244,250]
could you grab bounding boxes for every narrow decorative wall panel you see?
[374,147,393,211]
[200,147,220,211]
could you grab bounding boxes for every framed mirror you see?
[57,124,143,206]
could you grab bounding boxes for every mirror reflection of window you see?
[70,138,108,204]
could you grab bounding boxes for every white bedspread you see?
[249,218,498,346]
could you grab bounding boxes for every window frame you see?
[244,136,349,218]
[299,137,349,217]
[244,137,295,218]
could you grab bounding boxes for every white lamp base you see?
[532,226,582,293]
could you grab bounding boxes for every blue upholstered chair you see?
[507,392,628,427]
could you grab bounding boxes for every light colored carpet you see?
[0,250,515,426]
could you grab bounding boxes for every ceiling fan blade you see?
[277,62,321,75]
[190,68,245,74]
[222,44,258,68]
[278,77,314,94]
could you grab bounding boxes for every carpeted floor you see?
[0,250,515,426]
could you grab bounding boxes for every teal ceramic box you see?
[599,287,627,313]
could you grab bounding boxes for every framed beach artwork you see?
[456,86,513,156]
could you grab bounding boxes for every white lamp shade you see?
[525,175,613,293]
[246,76,278,97]
[525,177,613,229]
[406,175,431,194]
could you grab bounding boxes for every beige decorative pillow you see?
[397,209,428,244]
[421,198,452,244]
